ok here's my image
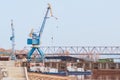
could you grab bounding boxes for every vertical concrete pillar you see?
[103,63,105,69]
[91,63,93,70]
[118,63,120,69]
[116,63,119,69]
[89,62,92,70]
[50,62,52,68]
[56,62,59,69]
[106,63,109,69]
[82,63,85,70]
[99,63,102,69]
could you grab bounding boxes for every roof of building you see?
[45,56,85,61]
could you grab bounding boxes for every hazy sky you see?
[0,0,120,50]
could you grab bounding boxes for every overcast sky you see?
[0,0,120,50]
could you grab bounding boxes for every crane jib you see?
[39,6,50,37]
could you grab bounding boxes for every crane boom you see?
[39,3,52,37]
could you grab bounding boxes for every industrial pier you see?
[27,57,120,74]
[0,2,120,80]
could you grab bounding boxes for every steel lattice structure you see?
[19,46,120,61]
[39,46,120,55]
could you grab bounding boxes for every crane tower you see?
[10,20,16,60]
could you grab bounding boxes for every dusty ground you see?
[28,72,76,80]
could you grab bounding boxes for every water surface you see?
[70,74,120,80]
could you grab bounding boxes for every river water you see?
[70,74,120,80]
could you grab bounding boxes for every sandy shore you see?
[28,72,76,80]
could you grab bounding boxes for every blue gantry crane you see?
[27,4,54,61]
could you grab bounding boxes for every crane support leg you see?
[27,47,44,61]
[27,48,36,60]
[37,48,44,61]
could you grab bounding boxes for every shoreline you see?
[28,72,76,80]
